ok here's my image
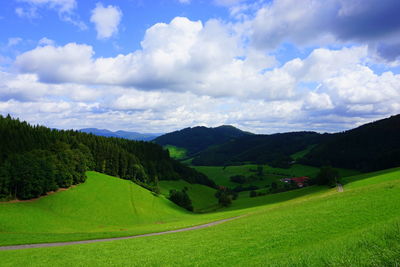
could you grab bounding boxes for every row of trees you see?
[0,115,215,200]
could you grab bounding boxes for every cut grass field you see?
[0,172,239,246]
[1,167,399,266]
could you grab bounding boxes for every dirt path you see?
[337,183,344,192]
[0,216,243,251]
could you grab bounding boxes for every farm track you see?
[0,216,243,251]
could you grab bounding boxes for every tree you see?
[215,187,233,207]
[315,166,339,187]
[168,189,193,211]
[257,165,264,176]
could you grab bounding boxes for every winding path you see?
[0,216,243,251]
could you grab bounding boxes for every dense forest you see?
[301,114,400,172]
[0,115,215,200]
[191,132,325,166]
[154,125,252,156]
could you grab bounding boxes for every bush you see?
[315,166,339,187]
[168,189,193,211]
[249,190,257,197]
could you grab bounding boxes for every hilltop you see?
[190,114,400,172]
[192,131,324,167]
[154,125,253,156]
[301,114,400,171]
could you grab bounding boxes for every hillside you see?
[80,128,161,141]
[0,115,215,201]
[192,131,325,166]
[154,125,253,156]
[0,172,231,246]
[301,114,400,171]
[2,168,400,265]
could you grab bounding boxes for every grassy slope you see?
[1,167,400,266]
[0,172,237,246]
[194,164,359,188]
[164,145,188,160]
[159,180,218,212]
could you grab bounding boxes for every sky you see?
[1,0,400,134]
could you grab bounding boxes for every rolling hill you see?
[153,125,253,156]
[191,131,325,166]
[2,167,400,265]
[301,114,400,171]
[0,172,232,246]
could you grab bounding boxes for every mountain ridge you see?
[80,128,161,141]
[153,125,253,156]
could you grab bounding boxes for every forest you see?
[301,114,400,172]
[0,115,215,200]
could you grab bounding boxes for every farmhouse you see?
[281,176,309,188]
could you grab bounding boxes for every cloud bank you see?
[2,0,400,133]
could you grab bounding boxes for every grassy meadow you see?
[164,145,188,160]
[159,180,218,212]
[1,167,399,266]
[193,163,359,188]
[0,172,239,246]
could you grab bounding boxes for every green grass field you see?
[164,145,188,160]
[159,180,218,212]
[193,164,359,188]
[1,167,399,266]
[0,172,238,246]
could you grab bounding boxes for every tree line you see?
[0,115,215,200]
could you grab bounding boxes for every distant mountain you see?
[153,125,253,156]
[191,131,325,167]
[80,128,161,141]
[301,114,400,172]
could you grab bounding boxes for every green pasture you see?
[1,167,399,266]
[159,180,218,212]
[164,145,188,160]
[0,172,238,246]
[193,163,358,188]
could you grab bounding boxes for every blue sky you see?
[1,0,400,133]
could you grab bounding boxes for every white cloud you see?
[7,37,22,47]
[247,0,400,62]
[15,7,38,18]
[90,3,122,39]
[178,0,191,4]
[17,0,77,13]
[15,0,87,30]
[38,37,55,46]
[8,14,400,133]
[15,17,282,99]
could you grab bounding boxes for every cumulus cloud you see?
[7,7,400,133]
[249,0,400,62]
[16,17,281,99]
[90,3,122,39]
